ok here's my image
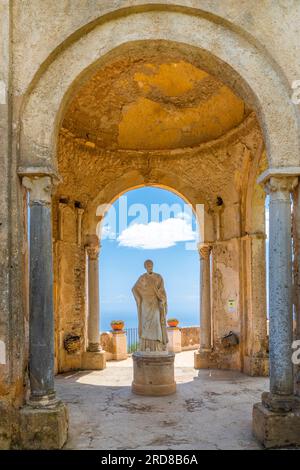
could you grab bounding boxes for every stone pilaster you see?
[213,205,224,241]
[243,233,269,377]
[76,207,84,246]
[253,174,300,448]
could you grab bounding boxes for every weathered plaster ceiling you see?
[57,43,263,217]
[56,114,263,209]
[62,46,249,151]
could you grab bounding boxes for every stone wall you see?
[100,332,114,361]
[53,201,86,373]
[12,1,300,102]
[181,327,200,350]
[211,239,242,370]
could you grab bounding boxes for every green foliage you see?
[128,341,139,353]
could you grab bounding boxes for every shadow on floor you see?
[55,367,267,450]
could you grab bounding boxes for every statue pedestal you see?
[112,331,128,360]
[167,327,182,353]
[132,352,176,396]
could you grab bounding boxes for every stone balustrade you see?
[100,326,200,360]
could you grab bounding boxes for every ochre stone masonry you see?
[1,0,300,449]
[53,201,87,373]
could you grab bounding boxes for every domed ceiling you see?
[62,47,248,151]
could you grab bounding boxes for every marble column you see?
[266,176,297,400]
[253,175,300,448]
[194,243,213,369]
[86,235,101,352]
[199,243,212,351]
[22,176,56,404]
[292,184,300,395]
[19,174,68,448]
[293,185,300,339]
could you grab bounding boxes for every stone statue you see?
[132,260,168,352]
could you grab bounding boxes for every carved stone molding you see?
[265,176,298,201]
[22,175,53,205]
[85,234,100,260]
[198,243,212,260]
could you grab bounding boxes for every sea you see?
[100,310,199,332]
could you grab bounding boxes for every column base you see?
[27,391,57,407]
[81,350,106,370]
[243,354,269,377]
[19,400,68,449]
[253,402,300,448]
[132,352,176,396]
[194,349,215,369]
[87,342,101,352]
[261,391,300,412]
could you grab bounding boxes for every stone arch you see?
[19,7,300,173]
[82,170,212,244]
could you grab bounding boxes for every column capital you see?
[76,207,85,217]
[85,234,101,260]
[265,175,298,200]
[257,168,299,199]
[197,243,212,260]
[257,167,300,185]
[22,175,54,205]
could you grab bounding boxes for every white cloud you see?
[117,216,197,249]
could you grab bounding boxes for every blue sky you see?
[99,187,200,331]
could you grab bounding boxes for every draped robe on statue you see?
[132,272,168,352]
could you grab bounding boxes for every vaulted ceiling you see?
[62,45,249,151]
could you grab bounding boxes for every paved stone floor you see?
[55,351,268,450]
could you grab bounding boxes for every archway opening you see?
[36,34,275,451]
[15,7,300,450]
[98,186,200,356]
[51,38,268,376]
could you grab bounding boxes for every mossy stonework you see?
[1,1,300,449]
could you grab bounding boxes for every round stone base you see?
[132,351,176,396]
